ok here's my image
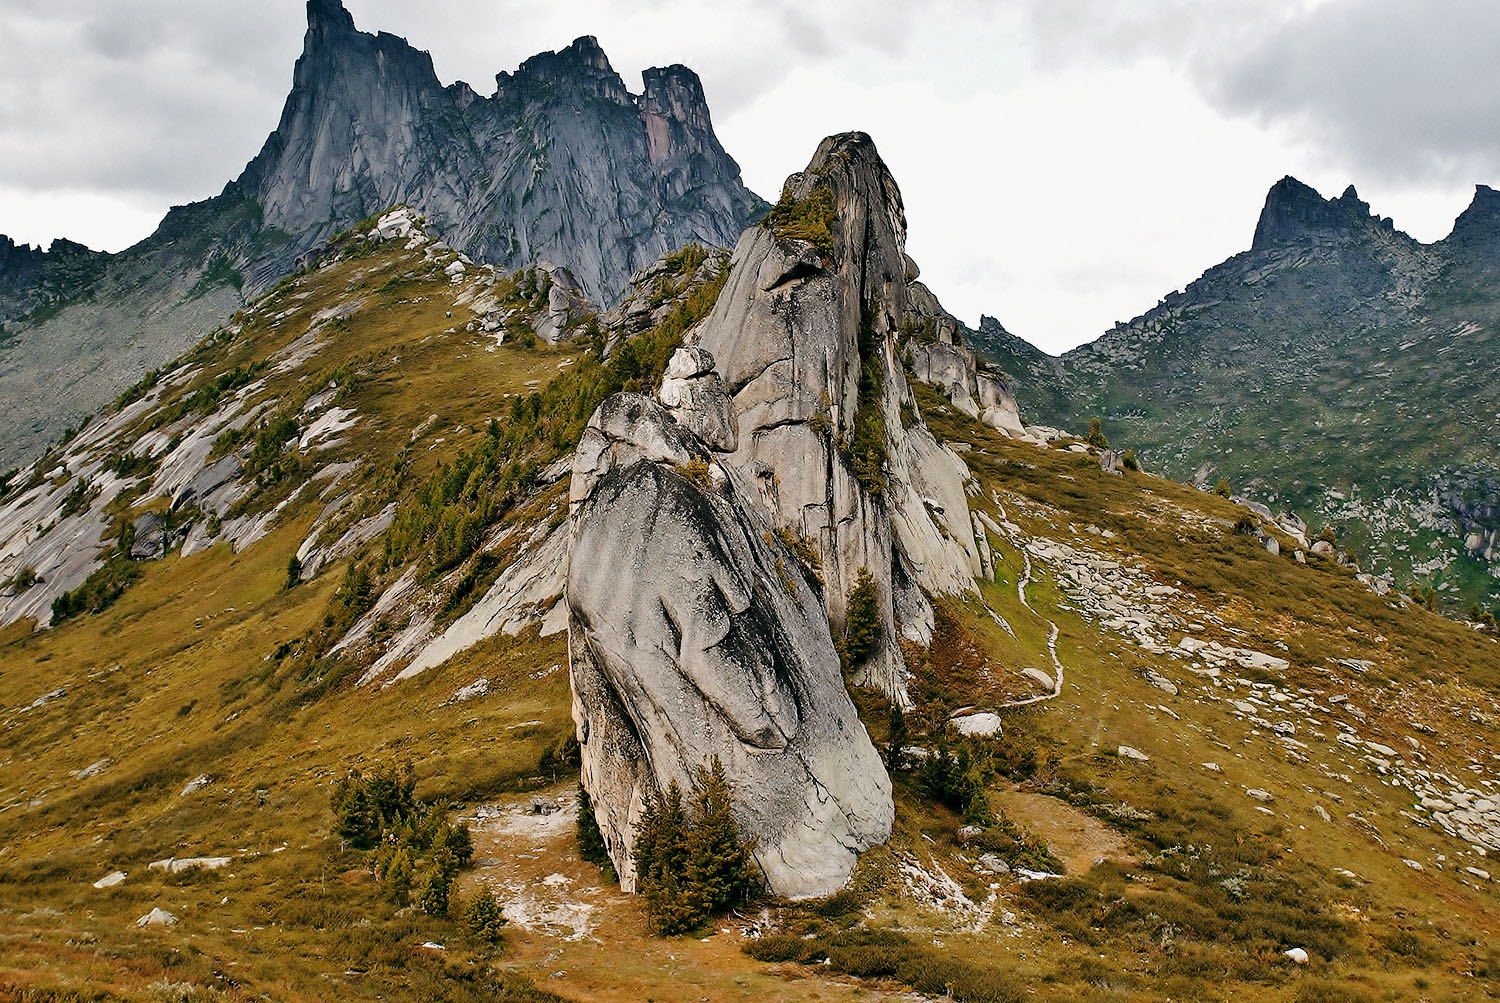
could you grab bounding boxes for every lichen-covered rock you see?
[567,391,892,899]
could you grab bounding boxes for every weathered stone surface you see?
[694,132,981,702]
[568,391,891,899]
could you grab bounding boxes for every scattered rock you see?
[1144,669,1178,696]
[137,907,178,927]
[951,711,1003,737]
[180,774,212,797]
[976,854,1011,875]
[1283,947,1309,964]
[1020,667,1055,691]
[442,678,490,706]
[1245,788,1275,802]
[149,856,232,873]
[1117,745,1150,762]
[92,870,127,889]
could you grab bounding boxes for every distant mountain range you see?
[0,0,764,471]
[981,177,1500,610]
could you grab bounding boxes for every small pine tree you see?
[1214,478,1232,499]
[442,822,474,868]
[285,554,302,589]
[844,567,882,669]
[333,772,378,850]
[1086,417,1108,449]
[463,885,507,942]
[885,704,908,772]
[637,779,694,934]
[419,864,450,916]
[683,758,756,920]
[384,846,413,904]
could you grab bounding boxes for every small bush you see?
[463,885,507,943]
[843,567,882,669]
[746,934,819,963]
[762,183,836,257]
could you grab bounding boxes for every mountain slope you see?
[0,0,763,472]
[5,139,1500,1003]
[992,178,1500,612]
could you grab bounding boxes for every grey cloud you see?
[0,1,301,201]
[1211,0,1500,184]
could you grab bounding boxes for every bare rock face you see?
[242,9,765,305]
[567,390,892,898]
[693,132,981,701]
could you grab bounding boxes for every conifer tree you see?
[684,757,755,918]
[844,567,882,668]
[885,704,908,772]
[384,846,413,904]
[1086,417,1108,449]
[463,884,506,942]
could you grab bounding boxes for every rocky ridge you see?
[989,175,1500,613]
[0,1,763,471]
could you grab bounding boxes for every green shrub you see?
[1214,478,1232,498]
[1086,417,1108,449]
[847,303,888,494]
[1122,448,1139,471]
[463,885,507,942]
[662,242,710,276]
[59,477,97,518]
[50,556,139,625]
[762,183,836,257]
[746,934,818,963]
[843,567,882,669]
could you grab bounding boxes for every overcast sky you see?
[2,0,1497,354]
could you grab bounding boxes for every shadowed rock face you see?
[567,392,892,899]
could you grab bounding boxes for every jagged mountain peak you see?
[1251,174,1393,250]
[305,0,355,34]
[1447,183,1500,252]
[498,35,630,103]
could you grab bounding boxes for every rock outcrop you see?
[241,9,765,304]
[567,134,1011,897]
[693,132,982,700]
[567,388,892,898]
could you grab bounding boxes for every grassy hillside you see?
[4,221,1500,1002]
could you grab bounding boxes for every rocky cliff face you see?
[567,388,892,898]
[692,133,990,702]
[567,134,1032,895]
[0,0,763,472]
[239,7,764,304]
[990,176,1500,611]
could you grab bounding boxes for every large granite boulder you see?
[568,391,892,898]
